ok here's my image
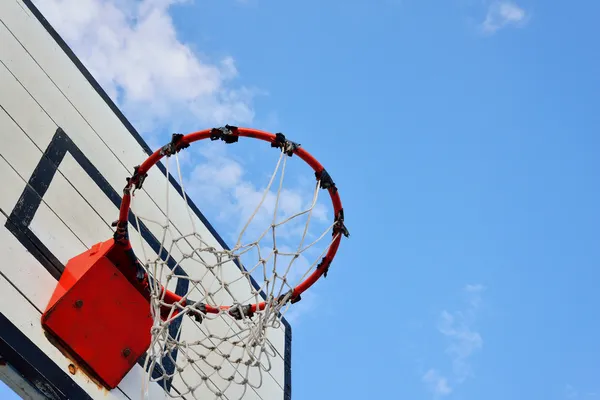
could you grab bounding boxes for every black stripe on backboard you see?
[283,318,292,400]
[3,128,185,393]
[16,1,292,398]
[0,312,92,400]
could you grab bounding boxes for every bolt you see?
[74,300,83,309]
[122,348,131,357]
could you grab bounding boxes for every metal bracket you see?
[228,304,254,320]
[125,165,147,191]
[316,256,332,278]
[271,133,300,157]
[210,125,239,144]
[316,168,337,193]
[160,133,189,156]
[333,208,350,238]
[111,221,129,245]
[276,290,301,305]
[187,301,207,323]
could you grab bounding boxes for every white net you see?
[127,143,343,400]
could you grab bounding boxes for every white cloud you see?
[465,283,485,308]
[482,1,527,34]
[422,369,452,397]
[564,384,600,399]
[566,384,579,399]
[438,309,482,381]
[465,283,485,292]
[32,0,332,325]
[423,284,485,396]
[284,290,318,324]
[439,284,484,381]
[32,0,256,136]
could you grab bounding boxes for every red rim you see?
[117,127,345,315]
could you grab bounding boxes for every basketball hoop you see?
[112,126,348,399]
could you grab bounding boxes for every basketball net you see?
[129,146,341,399]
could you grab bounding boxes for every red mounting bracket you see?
[41,240,153,389]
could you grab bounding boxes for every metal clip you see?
[271,133,300,156]
[316,168,337,193]
[160,133,189,156]
[210,125,239,144]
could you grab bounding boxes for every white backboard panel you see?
[0,1,291,399]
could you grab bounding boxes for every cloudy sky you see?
[4,0,600,399]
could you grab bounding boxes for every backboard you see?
[0,1,291,399]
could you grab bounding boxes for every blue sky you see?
[4,0,600,399]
